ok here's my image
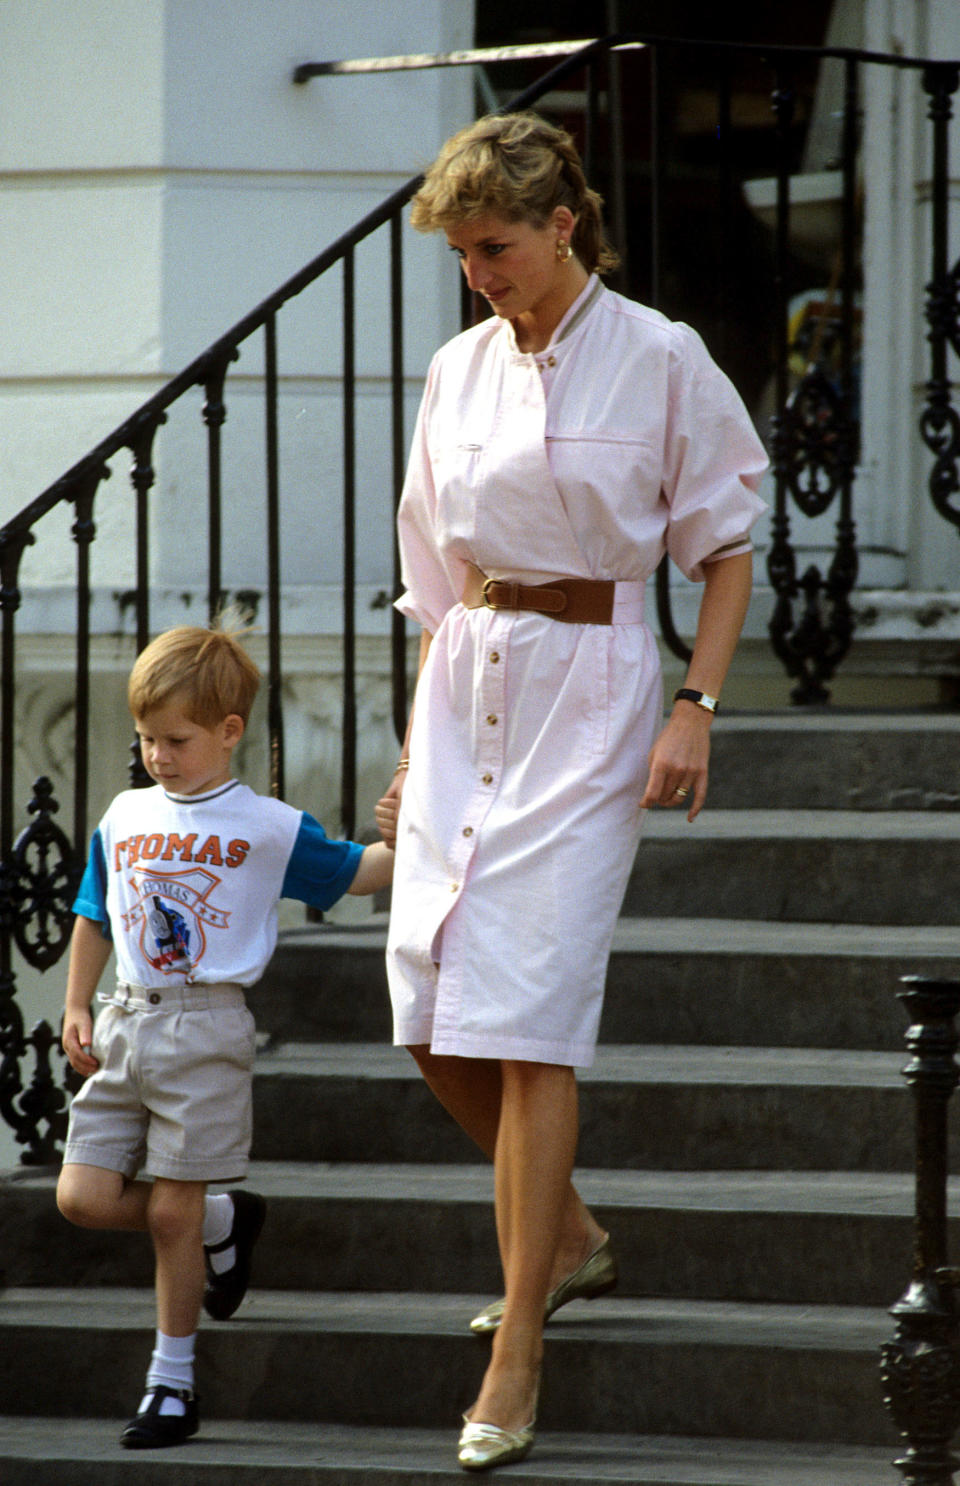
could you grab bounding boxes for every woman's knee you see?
[501,1059,576,1096]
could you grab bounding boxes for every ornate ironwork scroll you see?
[881,977,960,1486]
[766,58,861,704]
[920,65,960,534]
[0,778,79,1165]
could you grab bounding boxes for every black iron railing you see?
[3,33,960,1163]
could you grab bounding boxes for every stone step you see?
[625,811,960,924]
[258,918,960,1049]
[704,712,960,812]
[245,1043,919,1173]
[0,1287,898,1447]
[0,1417,897,1485]
[2,1163,939,1307]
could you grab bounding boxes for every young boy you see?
[57,621,393,1449]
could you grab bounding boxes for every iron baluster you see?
[11,778,76,973]
[882,976,960,1485]
[649,42,693,662]
[390,212,409,745]
[766,68,801,690]
[71,468,106,860]
[604,4,628,291]
[583,51,599,185]
[129,416,164,655]
[341,247,357,842]
[264,313,285,801]
[126,419,163,788]
[1,778,76,1164]
[202,353,237,622]
[821,54,861,664]
[766,57,861,703]
[0,528,33,870]
[920,64,960,534]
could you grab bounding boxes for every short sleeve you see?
[662,324,768,582]
[280,812,365,911]
[72,827,112,936]
[395,356,461,634]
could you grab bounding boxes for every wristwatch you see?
[673,687,719,715]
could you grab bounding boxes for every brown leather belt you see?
[461,562,616,625]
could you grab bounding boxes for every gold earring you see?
[556,240,572,262]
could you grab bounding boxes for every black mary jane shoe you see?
[120,1385,199,1449]
[203,1189,267,1321]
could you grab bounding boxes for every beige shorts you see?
[63,981,257,1183]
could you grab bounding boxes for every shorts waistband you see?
[100,982,247,1013]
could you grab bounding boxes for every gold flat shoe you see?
[458,1418,535,1471]
[469,1232,617,1335]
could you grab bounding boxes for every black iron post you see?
[881,976,960,1485]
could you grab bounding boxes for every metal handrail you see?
[292,33,959,79]
[293,38,647,81]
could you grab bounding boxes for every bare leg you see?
[471,1060,580,1431]
[407,1045,604,1284]
[57,1162,152,1231]
[148,1179,207,1337]
[58,1165,205,1336]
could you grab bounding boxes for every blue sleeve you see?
[281,812,365,911]
[72,828,112,938]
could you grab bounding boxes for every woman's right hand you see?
[375,772,405,850]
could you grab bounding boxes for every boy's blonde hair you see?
[128,619,260,727]
[410,111,619,276]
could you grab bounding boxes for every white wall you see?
[0,0,471,521]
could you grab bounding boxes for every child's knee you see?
[147,1181,205,1247]
[56,1164,101,1227]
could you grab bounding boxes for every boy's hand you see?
[63,1008,99,1076]
[375,775,404,850]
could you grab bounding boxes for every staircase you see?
[2,710,960,1483]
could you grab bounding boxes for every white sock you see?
[141,1329,195,1416]
[203,1192,236,1274]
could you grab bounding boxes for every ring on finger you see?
[673,785,690,798]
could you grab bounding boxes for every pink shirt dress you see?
[387,276,768,1067]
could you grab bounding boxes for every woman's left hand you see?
[640,706,712,821]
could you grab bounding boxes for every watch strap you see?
[673,687,719,715]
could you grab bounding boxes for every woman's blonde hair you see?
[128,614,260,727]
[410,111,620,276]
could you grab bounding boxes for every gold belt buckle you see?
[481,576,518,609]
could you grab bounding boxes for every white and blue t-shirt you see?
[73,780,363,987]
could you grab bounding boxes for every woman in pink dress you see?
[375,111,767,1472]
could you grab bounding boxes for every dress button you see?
[451,883,459,893]
[482,772,493,785]
[486,714,498,726]
[463,826,474,837]
[490,652,500,664]
[149,993,161,1005]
